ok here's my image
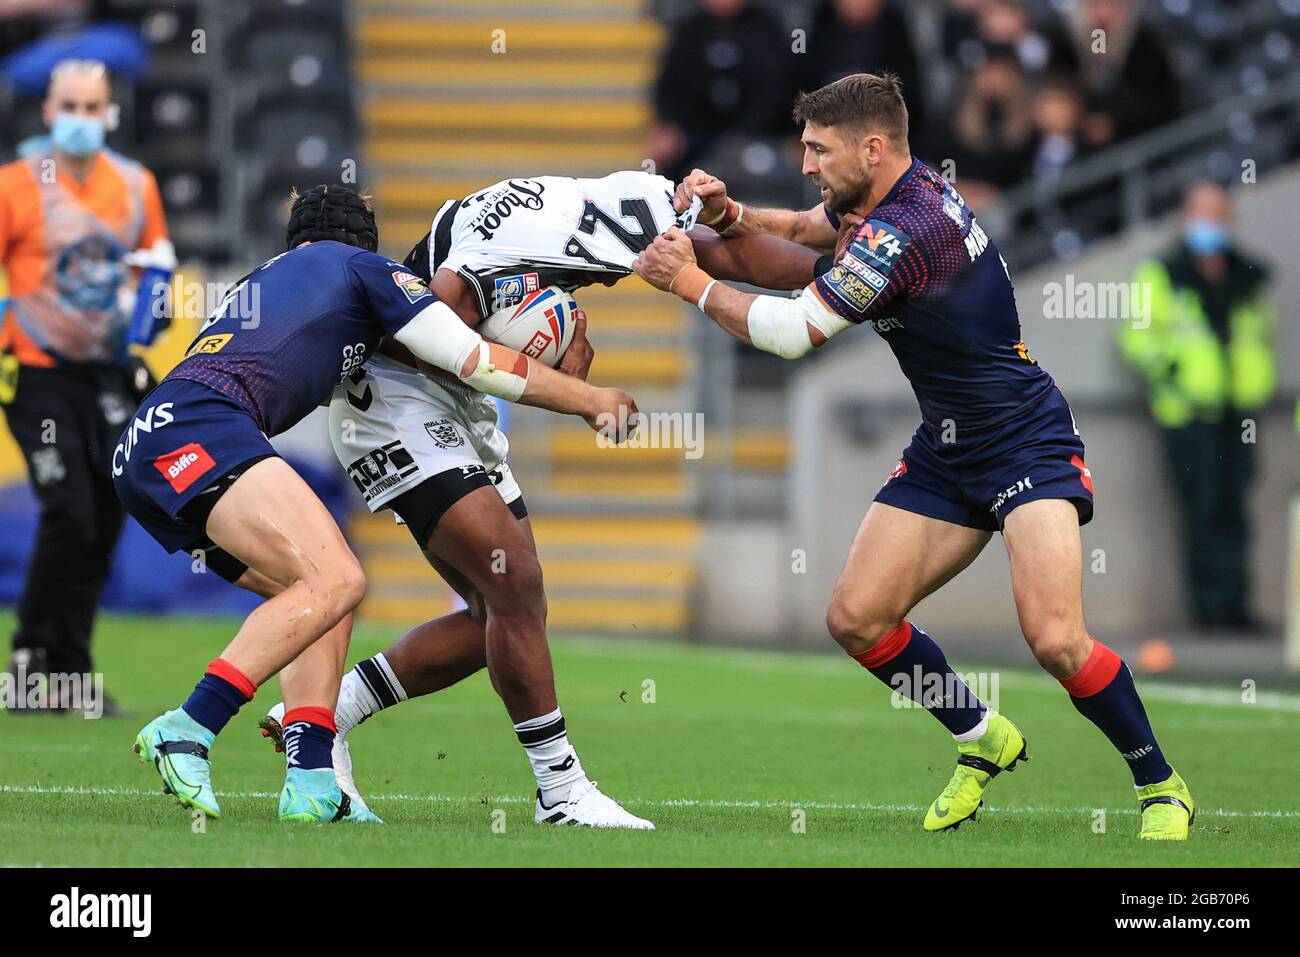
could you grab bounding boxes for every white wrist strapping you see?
[745,287,852,359]
[697,280,717,311]
[392,301,529,400]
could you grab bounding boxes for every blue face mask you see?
[50,113,105,157]
[1184,219,1229,256]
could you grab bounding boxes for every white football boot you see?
[259,701,373,816]
[534,780,655,829]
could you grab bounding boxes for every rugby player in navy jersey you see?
[112,186,637,823]
[636,73,1194,840]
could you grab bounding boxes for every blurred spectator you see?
[1028,76,1087,181]
[0,61,172,710]
[800,0,925,150]
[1048,0,1181,149]
[1118,182,1277,633]
[649,0,796,183]
[948,0,1054,77]
[937,55,1035,209]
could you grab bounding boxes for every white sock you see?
[339,653,407,735]
[513,707,587,805]
[953,708,992,744]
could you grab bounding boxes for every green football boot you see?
[132,708,221,819]
[279,767,383,824]
[924,712,1028,832]
[1137,769,1195,840]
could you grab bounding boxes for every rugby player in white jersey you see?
[260,170,811,828]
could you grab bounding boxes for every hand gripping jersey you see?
[815,158,1055,433]
[166,241,435,437]
[403,170,701,317]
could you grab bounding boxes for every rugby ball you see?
[479,286,578,368]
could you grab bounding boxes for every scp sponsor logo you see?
[346,439,420,502]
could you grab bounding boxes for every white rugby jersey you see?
[403,170,702,317]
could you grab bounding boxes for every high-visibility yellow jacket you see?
[1120,248,1277,428]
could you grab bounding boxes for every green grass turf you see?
[0,612,1297,867]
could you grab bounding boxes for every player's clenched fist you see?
[672,168,728,222]
[633,227,697,292]
[584,386,641,443]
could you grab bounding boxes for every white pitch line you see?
[2,783,1298,819]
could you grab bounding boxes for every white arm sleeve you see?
[392,301,529,401]
[745,286,853,359]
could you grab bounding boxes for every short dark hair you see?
[792,72,909,146]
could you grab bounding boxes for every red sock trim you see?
[1060,639,1123,698]
[206,658,256,700]
[851,621,914,670]
[282,706,337,734]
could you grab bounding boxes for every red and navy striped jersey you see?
[815,158,1054,432]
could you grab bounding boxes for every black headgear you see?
[285,184,378,252]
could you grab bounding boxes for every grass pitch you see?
[1,613,1296,867]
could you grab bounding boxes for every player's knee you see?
[337,558,368,610]
[479,550,545,623]
[1023,620,1088,676]
[825,597,900,653]
[315,553,367,615]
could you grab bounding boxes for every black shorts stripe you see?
[388,465,524,549]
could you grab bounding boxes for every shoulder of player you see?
[851,198,960,257]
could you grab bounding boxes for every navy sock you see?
[181,673,248,736]
[851,621,986,737]
[282,707,336,771]
[1063,640,1172,786]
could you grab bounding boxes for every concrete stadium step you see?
[729,428,791,472]
[365,97,650,136]
[351,3,699,636]
[351,509,699,634]
[586,346,686,388]
[359,593,690,633]
[367,138,645,174]
[365,553,694,589]
[355,0,646,17]
[351,511,700,549]
[358,18,663,55]
[358,57,654,92]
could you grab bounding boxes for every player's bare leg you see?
[133,457,372,821]
[262,492,651,827]
[426,488,555,721]
[422,487,649,827]
[1003,499,1193,839]
[204,458,365,684]
[826,502,1028,830]
[826,502,990,657]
